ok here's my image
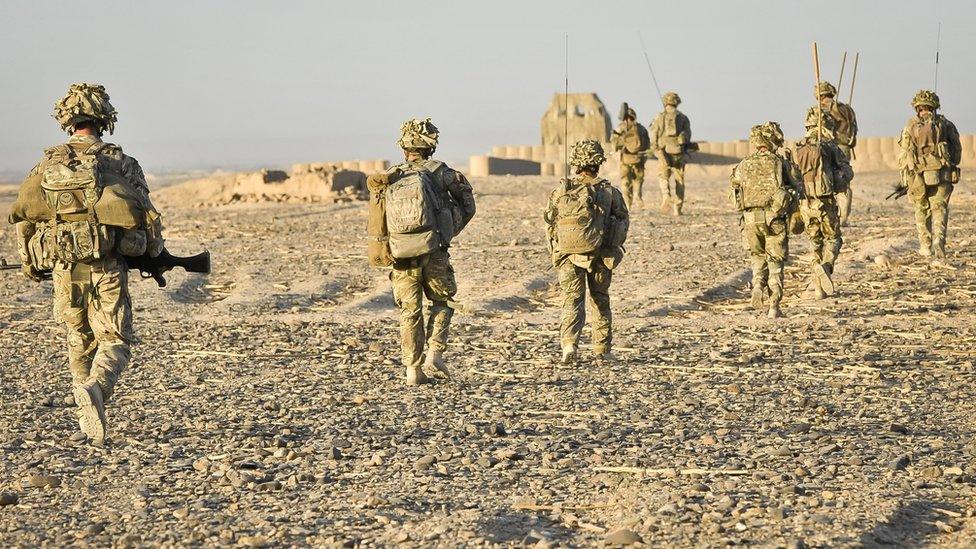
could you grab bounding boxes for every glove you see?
[21,263,43,282]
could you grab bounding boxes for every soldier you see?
[817,82,858,225]
[609,104,650,210]
[367,118,476,386]
[544,140,629,363]
[897,90,961,263]
[649,91,692,215]
[7,83,165,445]
[794,108,853,299]
[729,124,798,318]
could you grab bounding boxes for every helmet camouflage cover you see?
[663,91,681,106]
[397,117,439,151]
[570,139,606,168]
[817,81,837,97]
[749,125,775,150]
[763,121,785,148]
[911,89,940,110]
[53,83,118,135]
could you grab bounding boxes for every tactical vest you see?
[734,152,783,210]
[794,140,835,198]
[909,115,950,172]
[384,159,456,259]
[551,178,612,255]
[622,122,650,155]
[40,143,112,263]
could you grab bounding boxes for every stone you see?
[604,528,643,546]
[415,455,438,471]
[889,423,910,435]
[0,493,18,506]
[889,455,910,471]
[27,474,61,489]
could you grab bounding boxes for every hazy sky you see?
[1,0,972,173]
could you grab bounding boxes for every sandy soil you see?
[0,169,974,547]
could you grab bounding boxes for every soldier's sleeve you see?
[609,126,622,151]
[847,105,858,147]
[896,121,915,171]
[831,144,853,184]
[445,168,476,232]
[7,160,46,225]
[121,154,165,256]
[649,116,662,150]
[679,113,692,144]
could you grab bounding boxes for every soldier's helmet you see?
[817,81,837,98]
[749,125,775,151]
[397,117,440,152]
[663,92,681,107]
[763,121,785,149]
[911,89,940,110]
[626,107,637,120]
[570,139,606,168]
[54,83,118,135]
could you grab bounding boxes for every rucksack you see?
[623,123,650,154]
[551,179,611,254]
[794,141,836,198]
[384,164,443,259]
[734,152,784,211]
[40,142,110,263]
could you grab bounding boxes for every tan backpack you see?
[794,141,836,198]
[732,152,784,211]
[550,179,611,254]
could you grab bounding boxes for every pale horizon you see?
[1,0,972,176]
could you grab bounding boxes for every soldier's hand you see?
[21,264,43,282]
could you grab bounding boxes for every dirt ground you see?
[0,169,975,547]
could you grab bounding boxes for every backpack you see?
[623,122,650,154]
[794,141,835,198]
[384,163,444,259]
[733,152,784,211]
[551,179,611,254]
[40,142,110,263]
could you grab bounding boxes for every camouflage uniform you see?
[544,140,629,361]
[649,92,692,215]
[794,108,853,298]
[730,124,798,318]
[897,90,961,260]
[7,84,164,444]
[380,119,476,385]
[609,107,649,210]
[817,82,858,224]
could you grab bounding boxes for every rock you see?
[488,423,507,437]
[238,535,269,547]
[920,466,942,479]
[327,447,342,460]
[192,458,210,472]
[415,455,438,471]
[889,423,910,435]
[944,466,964,476]
[889,455,910,471]
[64,395,76,406]
[874,254,892,269]
[0,492,18,506]
[69,431,87,442]
[604,528,643,546]
[27,474,61,489]
[86,523,105,536]
[787,538,806,549]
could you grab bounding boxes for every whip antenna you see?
[564,34,569,178]
[934,22,941,91]
[837,51,847,91]
[638,32,664,106]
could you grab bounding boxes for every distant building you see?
[541,93,612,146]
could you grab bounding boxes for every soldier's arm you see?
[832,145,854,184]
[445,168,476,232]
[679,113,691,144]
[121,154,165,257]
[847,105,858,147]
[896,122,917,171]
[945,120,962,166]
[649,116,662,151]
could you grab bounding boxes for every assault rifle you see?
[1,249,211,287]
[886,185,908,201]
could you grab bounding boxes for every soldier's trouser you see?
[557,260,613,353]
[52,257,132,402]
[836,144,853,223]
[741,211,788,305]
[619,161,645,209]
[908,173,953,256]
[801,197,842,270]
[390,249,457,370]
[657,153,686,206]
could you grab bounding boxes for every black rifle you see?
[124,248,211,288]
[886,185,908,200]
[2,249,211,287]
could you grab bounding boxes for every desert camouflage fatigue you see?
[53,257,132,401]
[907,172,953,256]
[657,154,686,207]
[835,144,854,224]
[558,259,612,354]
[800,197,843,270]
[741,212,789,307]
[619,161,645,209]
[390,249,457,370]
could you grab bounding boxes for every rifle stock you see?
[125,248,211,288]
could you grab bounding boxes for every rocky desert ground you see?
[1,169,975,547]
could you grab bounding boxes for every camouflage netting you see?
[570,139,606,168]
[912,89,940,110]
[397,118,439,151]
[817,81,838,97]
[54,83,118,135]
[748,125,775,151]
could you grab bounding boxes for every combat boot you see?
[672,203,682,216]
[813,264,834,296]
[659,197,669,214]
[767,304,783,319]
[405,365,429,386]
[750,286,766,309]
[635,196,645,210]
[918,244,932,257]
[593,350,616,363]
[561,345,577,364]
[425,350,450,380]
[73,380,107,445]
